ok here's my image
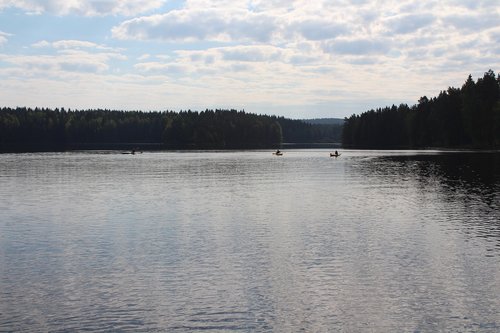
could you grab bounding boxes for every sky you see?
[0,0,498,119]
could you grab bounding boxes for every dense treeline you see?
[343,70,500,148]
[277,117,341,143]
[163,109,282,148]
[0,108,337,151]
[0,108,169,151]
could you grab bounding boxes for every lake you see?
[1,150,499,332]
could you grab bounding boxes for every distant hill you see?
[302,118,345,125]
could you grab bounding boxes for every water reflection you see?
[0,150,499,332]
[363,152,500,254]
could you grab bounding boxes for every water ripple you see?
[1,150,499,332]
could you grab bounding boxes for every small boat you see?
[122,149,142,155]
[330,153,341,157]
[273,151,283,156]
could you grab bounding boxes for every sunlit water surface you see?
[1,150,499,332]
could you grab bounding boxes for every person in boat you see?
[334,150,338,156]
[276,149,281,154]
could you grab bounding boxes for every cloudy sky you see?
[0,0,498,119]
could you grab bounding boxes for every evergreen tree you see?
[342,70,500,149]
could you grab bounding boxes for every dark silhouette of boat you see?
[121,148,142,155]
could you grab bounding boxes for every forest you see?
[3,70,497,152]
[0,108,340,152]
[342,70,500,148]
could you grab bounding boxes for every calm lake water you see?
[1,150,499,332]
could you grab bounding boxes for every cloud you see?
[385,13,436,35]
[138,53,151,61]
[490,30,500,44]
[112,3,354,44]
[0,0,166,16]
[53,40,113,50]
[32,39,119,51]
[134,61,189,75]
[443,13,500,32]
[1,0,499,119]
[221,46,282,62]
[112,8,279,43]
[291,19,349,41]
[132,44,328,79]
[25,40,126,74]
[31,40,51,48]
[0,30,11,45]
[1,54,107,73]
[288,54,321,65]
[453,0,499,10]
[132,46,284,77]
[322,38,392,55]
[2,43,125,75]
[109,1,440,52]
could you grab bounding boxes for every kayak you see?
[273,152,283,156]
[330,153,341,157]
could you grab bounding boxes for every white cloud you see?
[112,8,279,43]
[384,13,436,35]
[53,40,110,49]
[291,19,349,41]
[322,38,392,55]
[443,12,500,32]
[32,40,51,48]
[220,45,283,62]
[0,51,124,74]
[134,61,189,75]
[1,0,499,118]
[0,30,11,45]
[2,39,126,75]
[112,2,360,43]
[138,53,151,61]
[32,39,120,51]
[0,0,166,16]
[44,1,500,115]
[132,44,327,79]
